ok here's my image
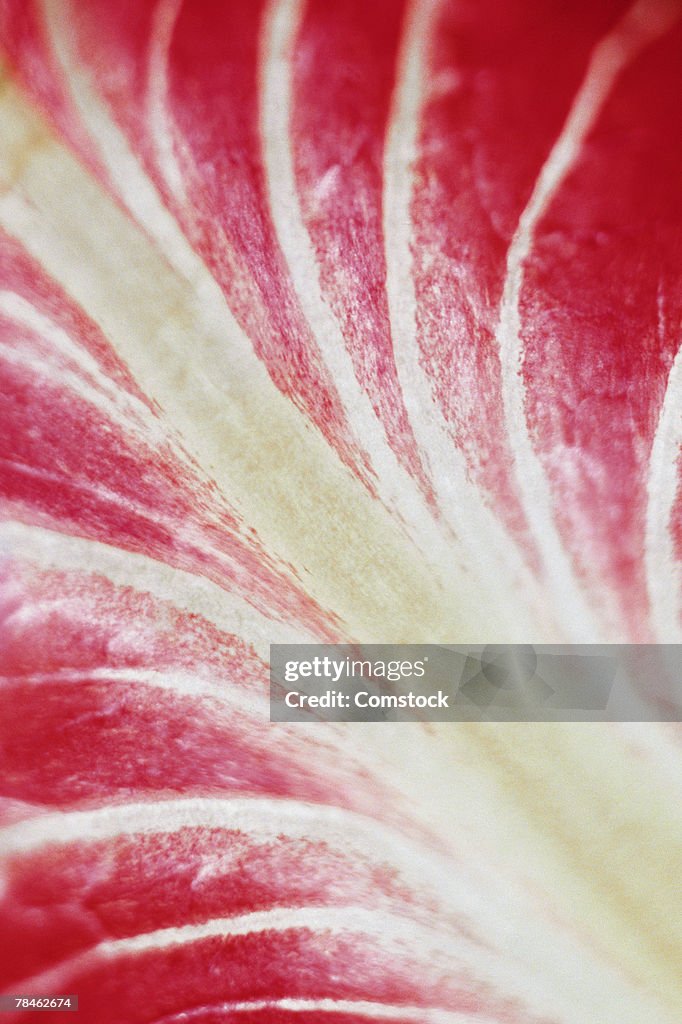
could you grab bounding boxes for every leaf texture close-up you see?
[0,1,681,1022]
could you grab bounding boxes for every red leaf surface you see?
[0,2,681,1023]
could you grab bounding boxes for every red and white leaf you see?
[1,2,681,1022]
